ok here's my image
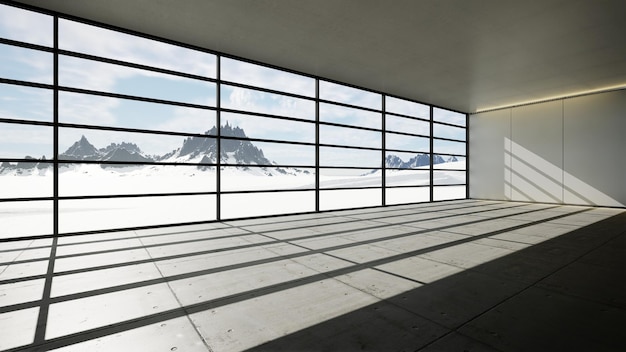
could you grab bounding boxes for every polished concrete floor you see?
[1,199,625,351]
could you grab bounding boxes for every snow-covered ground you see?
[0,161,466,237]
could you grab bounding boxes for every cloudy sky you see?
[0,4,466,164]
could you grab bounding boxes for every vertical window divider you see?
[216,56,222,220]
[381,95,386,206]
[430,106,434,202]
[53,15,59,236]
[466,113,470,199]
[315,79,320,212]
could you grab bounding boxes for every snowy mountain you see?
[159,123,272,166]
[1,123,460,177]
[59,136,154,166]
[385,154,447,169]
[384,153,448,169]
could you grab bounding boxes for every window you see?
[0,3,467,238]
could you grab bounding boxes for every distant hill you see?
[1,123,460,176]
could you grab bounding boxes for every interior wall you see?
[469,89,626,207]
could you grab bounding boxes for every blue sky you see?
[0,4,466,163]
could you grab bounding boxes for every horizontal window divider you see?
[0,196,54,203]
[384,185,431,189]
[384,148,431,154]
[385,130,431,139]
[433,183,468,187]
[220,109,315,125]
[318,143,382,152]
[319,186,382,191]
[220,188,316,195]
[58,49,218,83]
[318,98,382,114]
[0,118,54,127]
[433,120,467,128]
[318,121,382,133]
[319,166,382,170]
[0,37,53,52]
[0,77,54,90]
[58,160,217,167]
[432,136,467,143]
[219,135,315,147]
[58,86,218,111]
[220,163,314,169]
[384,167,430,171]
[219,107,314,123]
[58,191,218,201]
[433,120,468,129]
[220,80,315,101]
[57,122,218,139]
[0,158,53,163]
[430,152,467,158]
[433,168,467,172]
[385,111,431,122]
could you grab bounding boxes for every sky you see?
[0,4,466,164]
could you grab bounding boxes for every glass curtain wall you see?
[0,3,467,239]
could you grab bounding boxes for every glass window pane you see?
[433,186,466,201]
[221,139,314,166]
[433,139,466,156]
[385,169,429,187]
[221,166,315,192]
[319,147,380,168]
[0,83,53,122]
[0,44,53,84]
[59,164,216,197]
[319,81,381,110]
[59,19,216,78]
[0,5,53,46]
[385,152,432,169]
[386,133,429,153]
[59,195,216,233]
[320,168,381,189]
[221,191,315,219]
[386,187,429,205]
[433,108,466,127]
[434,156,466,170]
[58,128,212,164]
[221,85,315,120]
[433,171,466,185]
[319,189,382,211]
[1,162,52,198]
[385,96,429,118]
[59,55,216,106]
[385,114,429,136]
[221,57,314,97]
[59,91,216,134]
[221,113,314,143]
[433,123,466,141]
[0,122,51,159]
[319,103,380,129]
[0,200,52,238]
[320,125,381,149]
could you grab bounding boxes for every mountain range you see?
[1,123,459,175]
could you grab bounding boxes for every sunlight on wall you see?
[504,137,623,207]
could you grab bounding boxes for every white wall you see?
[469,89,626,207]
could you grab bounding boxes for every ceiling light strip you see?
[473,84,626,114]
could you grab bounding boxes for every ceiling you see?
[13,0,626,113]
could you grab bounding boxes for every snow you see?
[0,166,466,237]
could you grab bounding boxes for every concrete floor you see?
[1,199,625,351]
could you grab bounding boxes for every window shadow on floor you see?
[250,212,626,352]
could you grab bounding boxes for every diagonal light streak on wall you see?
[504,137,623,207]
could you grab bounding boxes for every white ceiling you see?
[13,0,626,113]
